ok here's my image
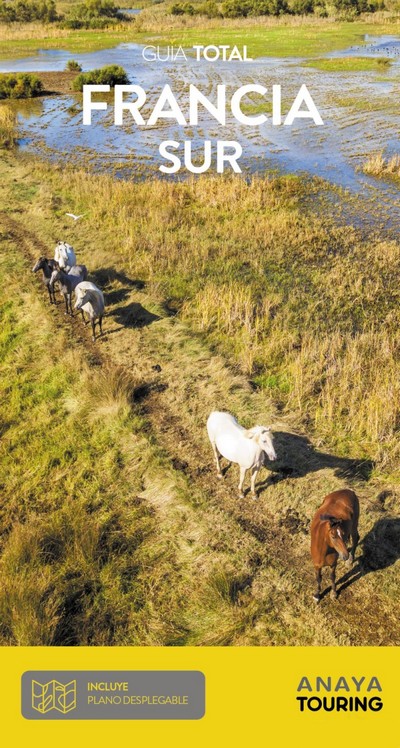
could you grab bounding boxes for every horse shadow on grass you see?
[91,267,145,291]
[313,517,400,601]
[112,302,160,329]
[256,432,373,495]
[89,268,159,330]
[90,267,145,305]
[331,517,400,599]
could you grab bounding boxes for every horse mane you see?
[78,288,103,310]
[319,514,342,526]
[244,425,271,440]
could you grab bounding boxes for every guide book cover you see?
[0,0,399,745]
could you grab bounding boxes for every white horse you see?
[74,281,105,341]
[207,411,277,498]
[54,241,76,271]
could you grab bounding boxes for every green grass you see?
[328,92,397,112]
[0,27,136,60]
[0,215,294,646]
[1,15,400,60]
[302,56,391,72]
[0,247,195,645]
[140,24,378,58]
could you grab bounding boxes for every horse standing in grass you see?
[54,241,76,271]
[32,256,59,304]
[206,411,277,499]
[74,281,105,341]
[310,489,359,603]
[49,264,88,316]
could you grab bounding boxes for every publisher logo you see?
[22,671,205,720]
[32,679,77,715]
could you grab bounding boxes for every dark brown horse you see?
[310,489,359,603]
[32,257,59,304]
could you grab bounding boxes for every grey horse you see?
[50,264,88,315]
[74,281,105,341]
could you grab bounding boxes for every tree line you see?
[0,0,130,26]
[171,0,384,17]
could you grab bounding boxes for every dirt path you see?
[3,207,400,646]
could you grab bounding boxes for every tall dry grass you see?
[0,246,189,645]
[134,7,400,32]
[30,164,400,473]
[1,10,399,44]
[0,105,16,148]
[2,154,400,646]
[363,152,400,181]
[2,237,288,646]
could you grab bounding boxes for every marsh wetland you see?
[2,29,400,232]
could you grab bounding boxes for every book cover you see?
[0,2,399,745]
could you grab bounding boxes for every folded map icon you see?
[32,680,77,714]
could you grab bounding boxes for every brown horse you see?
[310,489,359,603]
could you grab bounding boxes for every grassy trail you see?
[1,156,399,644]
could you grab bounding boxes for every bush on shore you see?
[0,73,43,100]
[61,0,128,29]
[72,65,129,90]
[66,60,82,72]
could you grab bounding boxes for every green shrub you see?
[0,73,43,100]
[170,2,186,13]
[169,0,382,14]
[0,0,59,22]
[62,0,127,27]
[181,1,195,12]
[72,65,129,91]
[290,0,314,11]
[221,0,252,15]
[66,60,82,72]
[197,0,221,15]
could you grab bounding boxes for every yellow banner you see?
[1,646,396,747]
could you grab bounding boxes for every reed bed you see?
[363,152,400,181]
[0,105,16,148]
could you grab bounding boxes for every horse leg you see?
[99,316,103,336]
[330,562,338,600]
[211,442,223,479]
[64,293,69,315]
[313,568,322,603]
[80,310,86,324]
[348,528,360,567]
[238,466,246,499]
[91,318,96,341]
[250,466,259,499]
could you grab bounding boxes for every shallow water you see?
[329,34,400,58]
[1,35,399,231]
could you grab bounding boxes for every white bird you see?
[65,213,85,221]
